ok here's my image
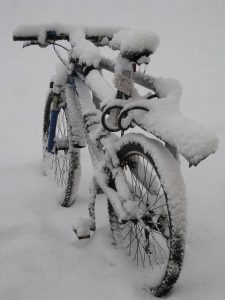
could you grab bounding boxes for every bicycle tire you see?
[108,134,186,297]
[42,91,81,207]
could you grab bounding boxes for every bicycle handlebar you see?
[13,30,70,42]
[13,28,153,65]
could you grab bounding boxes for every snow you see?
[70,31,101,67]
[52,63,68,93]
[106,73,218,165]
[65,84,87,147]
[73,217,92,239]
[131,95,218,166]
[1,0,225,300]
[111,29,160,55]
[73,76,96,114]
[85,69,116,104]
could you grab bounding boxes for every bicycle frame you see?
[64,72,134,223]
[47,43,218,228]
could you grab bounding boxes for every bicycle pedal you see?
[73,228,90,240]
[73,218,92,240]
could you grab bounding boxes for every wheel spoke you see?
[116,151,171,271]
[48,109,69,187]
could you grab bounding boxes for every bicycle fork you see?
[47,94,60,153]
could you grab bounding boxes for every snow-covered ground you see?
[1,0,225,299]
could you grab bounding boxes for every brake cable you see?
[52,41,71,71]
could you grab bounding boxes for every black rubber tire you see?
[108,140,186,297]
[42,91,81,207]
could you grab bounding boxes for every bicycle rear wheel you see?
[108,136,186,297]
[42,91,81,207]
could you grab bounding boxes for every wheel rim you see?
[117,152,171,283]
[43,107,71,188]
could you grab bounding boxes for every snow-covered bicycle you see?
[13,24,218,297]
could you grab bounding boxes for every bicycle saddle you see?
[111,29,160,63]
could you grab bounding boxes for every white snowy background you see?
[0,0,225,299]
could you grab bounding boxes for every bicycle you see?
[13,24,218,297]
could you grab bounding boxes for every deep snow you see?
[0,0,225,299]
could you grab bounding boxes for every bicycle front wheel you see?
[108,135,186,297]
[42,91,81,207]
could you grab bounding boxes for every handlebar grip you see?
[13,35,38,41]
